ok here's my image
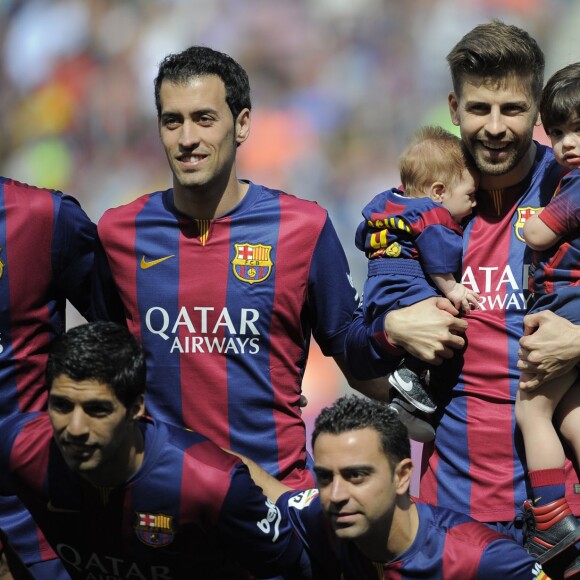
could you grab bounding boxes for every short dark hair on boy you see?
[46,322,146,408]
[154,45,251,120]
[540,63,580,133]
[312,396,410,471]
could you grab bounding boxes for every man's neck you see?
[479,142,537,191]
[173,177,249,220]
[356,499,419,563]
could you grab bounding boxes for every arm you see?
[0,529,32,580]
[518,310,580,390]
[429,274,480,313]
[523,210,561,251]
[225,450,292,502]
[53,194,97,320]
[90,239,127,323]
[333,353,390,402]
[344,297,467,380]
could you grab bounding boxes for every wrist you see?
[376,314,404,357]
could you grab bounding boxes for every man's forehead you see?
[313,428,385,463]
[459,73,534,99]
[50,375,118,403]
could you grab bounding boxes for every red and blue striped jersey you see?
[345,144,580,522]
[0,176,96,567]
[531,169,580,295]
[278,491,546,579]
[0,413,304,579]
[93,182,358,489]
[355,188,464,273]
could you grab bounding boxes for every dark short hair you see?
[447,20,544,102]
[46,322,146,408]
[154,45,251,120]
[540,63,580,132]
[312,396,410,470]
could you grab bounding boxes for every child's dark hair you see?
[540,63,580,133]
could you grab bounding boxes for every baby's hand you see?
[445,284,480,314]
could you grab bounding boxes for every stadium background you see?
[0,0,578,470]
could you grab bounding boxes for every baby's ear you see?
[429,182,446,202]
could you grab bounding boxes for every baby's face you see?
[441,168,479,223]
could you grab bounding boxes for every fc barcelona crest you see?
[134,512,174,548]
[514,206,541,243]
[232,243,273,284]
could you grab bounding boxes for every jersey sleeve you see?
[0,414,40,495]
[539,171,580,237]
[51,193,97,318]
[478,538,547,580]
[90,238,127,324]
[0,527,33,579]
[276,489,343,579]
[217,463,306,578]
[343,303,402,380]
[415,223,463,274]
[51,193,97,320]
[307,216,359,356]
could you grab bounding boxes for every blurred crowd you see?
[0,0,576,433]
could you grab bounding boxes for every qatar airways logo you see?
[56,544,171,579]
[145,306,262,354]
[461,264,534,311]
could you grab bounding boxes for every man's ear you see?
[129,395,145,421]
[429,182,446,203]
[448,92,460,126]
[235,108,251,144]
[394,458,414,496]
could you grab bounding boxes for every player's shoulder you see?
[258,184,328,219]
[420,503,500,544]
[0,176,79,212]
[100,190,166,221]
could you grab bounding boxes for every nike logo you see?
[394,372,415,392]
[140,255,175,270]
[47,500,80,514]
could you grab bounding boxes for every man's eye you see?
[49,401,71,413]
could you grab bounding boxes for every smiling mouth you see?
[481,141,511,151]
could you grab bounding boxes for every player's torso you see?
[99,185,328,485]
[420,147,579,521]
[6,416,252,579]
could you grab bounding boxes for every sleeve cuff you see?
[370,315,405,357]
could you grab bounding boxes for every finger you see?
[434,297,459,316]
[522,313,541,336]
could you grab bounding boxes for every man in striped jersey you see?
[92,45,387,493]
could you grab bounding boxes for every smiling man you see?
[0,322,305,579]
[344,20,580,553]
[271,396,549,579]
[92,45,388,499]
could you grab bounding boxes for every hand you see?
[385,297,467,365]
[518,310,580,390]
[445,284,481,314]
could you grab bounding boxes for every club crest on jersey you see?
[0,247,4,279]
[232,243,273,284]
[134,512,174,548]
[514,206,541,242]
